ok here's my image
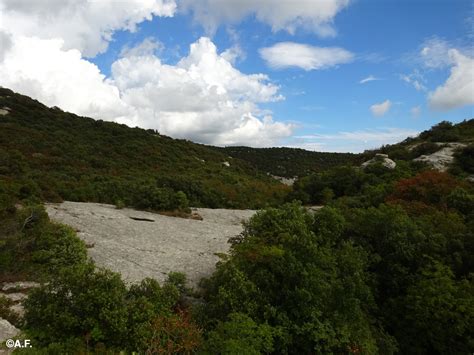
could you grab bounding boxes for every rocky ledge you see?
[46,202,256,288]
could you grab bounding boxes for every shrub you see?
[145,310,202,354]
[0,295,20,326]
[420,121,461,142]
[446,187,474,215]
[175,191,190,212]
[24,263,129,347]
[388,170,460,206]
[396,262,474,354]
[411,142,440,157]
[0,204,87,280]
[454,144,474,174]
[203,313,274,354]
[115,199,125,209]
[201,203,382,354]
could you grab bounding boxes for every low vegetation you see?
[216,146,357,177]
[0,88,289,211]
[198,169,474,354]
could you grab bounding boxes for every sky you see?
[0,0,473,152]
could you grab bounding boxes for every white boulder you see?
[361,153,396,169]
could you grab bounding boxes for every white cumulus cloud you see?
[259,42,354,70]
[428,49,474,110]
[0,35,293,147]
[370,99,391,117]
[0,0,176,57]
[180,0,351,37]
[111,37,292,146]
[0,35,131,121]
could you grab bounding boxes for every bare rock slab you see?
[0,318,19,343]
[1,282,40,292]
[413,142,466,171]
[46,202,255,287]
[0,293,27,303]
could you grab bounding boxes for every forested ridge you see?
[215,146,357,178]
[0,88,289,211]
[217,119,474,179]
[360,119,474,168]
[0,89,473,354]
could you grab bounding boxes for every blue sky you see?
[0,0,473,152]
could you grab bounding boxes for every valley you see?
[0,89,472,354]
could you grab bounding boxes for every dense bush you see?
[419,121,461,142]
[24,263,129,347]
[0,189,200,353]
[23,264,200,353]
[202,312,274,354]
[0,203,87,282]
[395,262,474,354]
[454,144,474,174]
[410,142,441,157]
[388,170,461,206]
[290,162,415,205]
[217,146,357,178]
[199,167,474,354]
[200,203,391,354]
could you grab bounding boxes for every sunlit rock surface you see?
[46,202,255,287]
[361,153,396,169]
[413,143,466,171]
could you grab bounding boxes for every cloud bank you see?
[0,0,176,57]
[414,37,474,111]
[428,49,474,110]
[111,37,292,146]
[0,33,293,146]
[180,0,351,37]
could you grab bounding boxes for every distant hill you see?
[1,88,471,211]
[0,88,289,209]
[218,120,474,179]
[215,146,358,178]
[361,119,474,175]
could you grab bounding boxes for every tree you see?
[396,262,474,354]
[201,203,384,354]
[203,313,274,354]
[24,263,129,347]
[388,170,460,206]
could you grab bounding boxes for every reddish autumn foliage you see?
[145,310,202,354]
[387,170,461,207]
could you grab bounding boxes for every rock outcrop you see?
[271,175,296,186]
[46,202,256,287]
[0,107,10,116]
[414,143,466,171]
[1,282,40,292]
[0,281,41,323]
[361,153,396,169]
[0,318,19,343]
